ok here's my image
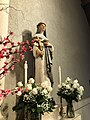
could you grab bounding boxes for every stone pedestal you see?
[58,114,81,120]
[42,107,59,120]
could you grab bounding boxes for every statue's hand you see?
[36,48,44,57]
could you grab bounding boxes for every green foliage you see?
[57,77,84,102]
[12,80,55,115]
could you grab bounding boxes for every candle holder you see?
[59,97,64,118]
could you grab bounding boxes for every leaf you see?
[32,108,35,112]
[37,107,42,113]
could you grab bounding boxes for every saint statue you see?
[32,22,54,87]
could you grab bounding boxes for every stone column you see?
[0,0,9,119]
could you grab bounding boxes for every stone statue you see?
[32,22,54,87]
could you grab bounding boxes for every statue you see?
[32,22,54,87]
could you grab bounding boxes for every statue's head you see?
[36,22,46,36]
[37,22,46,28]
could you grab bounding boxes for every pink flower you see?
[16,59,20,62]
[2,48,6,52]
[4,37,8,40]
[11,42,14,47]
[26,40,30,45]
[21,55,24,60]
[31,40,35,44]
[4,67,8,71]
[14,49,18,53]
[22,46,27,52]
[4,62,8,65]
[0,92,3,100]
[29,46,32,51]
[9,48,12,51]
[12,56,15,60]
[11,65,15,70]
[3,42,8,46]
[25,88,29,92]
[17,42,21,45]
[7,89,11,94]
[0,53,4,58]
[22,42,25,45]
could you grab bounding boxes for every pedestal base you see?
[59,114,81,120]
[0,111,4,120]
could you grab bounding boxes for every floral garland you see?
[0,78,53,101]
[0,82,23,100]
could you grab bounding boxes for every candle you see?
[59,66,61,85]
[24,61,28,87]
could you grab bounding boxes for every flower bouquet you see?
[12,78,55,120]
[57,77,84,118]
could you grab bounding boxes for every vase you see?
[30,112,41,120]
[66,100,75,118]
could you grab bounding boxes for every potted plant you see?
[57,77,84,118]
[12,78,55,120]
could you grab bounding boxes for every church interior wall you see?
[2,0,90,119]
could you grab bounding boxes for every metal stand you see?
[59,97,64,118]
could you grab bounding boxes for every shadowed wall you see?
[3,0,90,119]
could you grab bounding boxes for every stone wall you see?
[2,0,90,119]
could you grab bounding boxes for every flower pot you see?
[30,112,41,120]
[66,100,75,118]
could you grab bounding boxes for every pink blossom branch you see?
[0,32,33,80]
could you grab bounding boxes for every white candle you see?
[24,61,28,87]
[59,66,61,85]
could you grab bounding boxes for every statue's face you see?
[38,23,46,33]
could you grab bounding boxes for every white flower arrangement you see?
[57,77,84,102]
[13,78,55,114]
[17,81,23,87]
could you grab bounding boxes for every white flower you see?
[42,89,48,94]
[41,81,48,88]
[47,86,53,92]
[79,91,83,96]
[73,83,78,89]
[26,84,32,90]
[28,78,35,84]
[17,82,23,87]
[37,86,42,90]
[77,95,81,100]
[73,79,78,84]
[14,87,18,90]
[58,84,62,88]
[65,77,71,83]
[17,91,22,96]
[76,83,80,87]
[37,104,41,107]
[62,83,66,87]
[57,77,84,102]
[24,94,28,98]
[79,86,84,91]
[66,85,70,89]
[66,77,71,81]
[32,88,38,95]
